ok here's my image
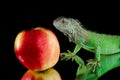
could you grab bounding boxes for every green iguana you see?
[53,16,120,77]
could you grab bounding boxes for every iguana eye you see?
[61,19,65,23]
[61,18,68,24]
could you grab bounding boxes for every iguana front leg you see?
[61,45,81,61]
[87,46,101,76]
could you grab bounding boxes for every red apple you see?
[14,27,60,71]
[21,68,62,80]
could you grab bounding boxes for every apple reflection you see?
[21,68,62,80]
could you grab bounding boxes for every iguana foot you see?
[60,50,76,61]
[86,59,101,72]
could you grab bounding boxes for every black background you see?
[1,2,120,80]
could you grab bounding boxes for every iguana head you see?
[53,16,83,34]
[53,17,89,43]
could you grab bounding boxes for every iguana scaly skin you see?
[53,17,120,76]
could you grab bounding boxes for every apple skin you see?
[21,68,62,80]
[14,27,60,71]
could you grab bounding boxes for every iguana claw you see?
[60,50,76,61]
[86,59,101,72]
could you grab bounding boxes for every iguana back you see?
[82,30,120,54]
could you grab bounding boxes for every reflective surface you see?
[21,68,61,80]
[1,14,120,80]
